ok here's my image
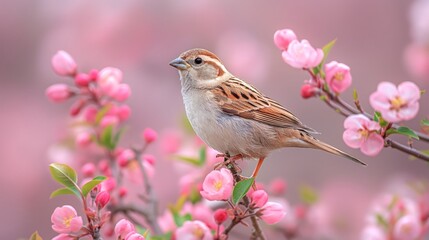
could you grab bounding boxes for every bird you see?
[169,48,366,179]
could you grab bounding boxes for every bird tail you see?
[304,136,367,166]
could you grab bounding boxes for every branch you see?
[319,90,429,162]
[223,156,266,240]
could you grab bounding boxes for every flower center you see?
[193,226,204,238]
[390,96,405,110]
[334,71,344,81]
[214,180,223,191]
[359,129,369,139]
[63,216,72,228]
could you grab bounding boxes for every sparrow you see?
[169,48,366,179]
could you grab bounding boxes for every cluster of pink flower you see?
[362,185,429,240]
[274,29,423,157]
[46,51,158,239]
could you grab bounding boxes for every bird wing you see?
[211,77,316,132]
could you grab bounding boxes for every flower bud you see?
[114,83,131,101]
[143,154,156,165]
[117,149,135,167]
[98,67,122,95]
[51,50,77,76]
[251,190,269,208]
[95,191,110,208]
[81,163,96,177]
[269,178,287,196]
[75,73,91,87]
[274,29,297,50]
[324,61,352,93]
[114,219,135,238]
[88,69,99,81]
[259,202,286,224]
[300,84,317,99]
[119,187,128,198]
[213,208,228,225]
[117,105,131,121]
[46,84,72,103]
[142,128,157,143]
[76,132,92,147]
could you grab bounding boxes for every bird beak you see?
[169,57,189,70]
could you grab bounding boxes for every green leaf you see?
[299,185,318,205]
[322,39,337,61]
[312,39,337,76]
[81,176,107,197]
[172,210,192,227]
[50,187,76,199]
[386,126,419,140]
[95,105,111,125]
[181,114,195,134]
[150,232,172,240]
[232,178,254,205]
[174,155,201,166]
[353,89,358,101]
[99,125,115,149]
[113,126,126,148]
[421,118,429,127]
[373,111,388,128]
[30,231,43,240]
[49,163,81,198]
[198,147,206,166]
[375,213,388,229]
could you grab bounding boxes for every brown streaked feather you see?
[212,77,316,133]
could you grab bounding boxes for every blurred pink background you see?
[1,0,428,239]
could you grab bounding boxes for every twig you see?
[319,89,429,162]
[134,147,162,235]
[223,155,266,240]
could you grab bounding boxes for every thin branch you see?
[319,89,429,162]
[134,147,162,235]
[223,156,266,240]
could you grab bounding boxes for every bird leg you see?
[250,157,265,190]
[214,153,243,172]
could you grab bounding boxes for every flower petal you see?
[343,129,364,148]
[398,81,421,102]
[398,102,419,121]
[377,82,398,99]
[344,114,368,130]
[361,133,384,156]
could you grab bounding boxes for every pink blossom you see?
[46,84,72,103]
[300,83,318,99]
[343,114,384,156]
[119,187,128,198]
[88,69,99,81]
[251,190,268,208]
[324,61,352,93]
[98,67,123,95]
[175,220,213,240]
[274,29,298,50]
[114,83,131,101]
[74,73,91,87]
[370,81,421,123]
[100,115,119,128]
[81,162,96,177]
[69,99,86,116]
[404,44,429,80]
[117,105,131,121]
[52,234,74,240]
[51,205,83,233]
[125,232,145,240]
[83,106,98,123]
[76,132,92,147]
[100,178,116,192]
[117,149,135,167]
[393,215,422,240]
[114,219,135,238]
[51,50,77,76]
[95,191,110,208]
[269,178,287,196]
[282,40,324,69]
[361,226,386,240]
[142,128,158,143]
[200,168,233,201]
[213,208,228,225]
[259,202,286,224]
[158,210,176,233]
[182,202,218,230]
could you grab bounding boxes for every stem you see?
[385,139,429,162]
[223,156,266,240]
[134,147,162,235]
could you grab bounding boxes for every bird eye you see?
[194,57,203,65]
